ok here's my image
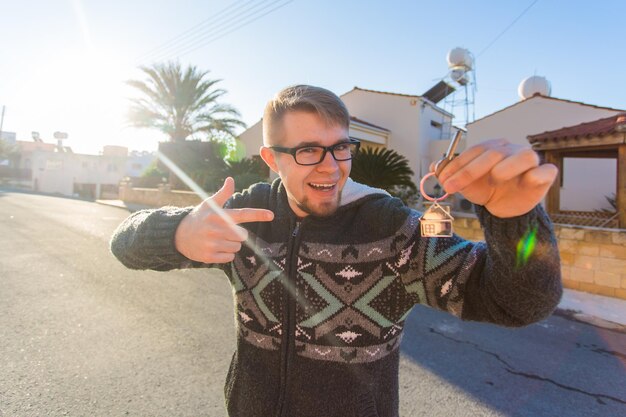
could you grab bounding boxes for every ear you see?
[260,146,279,174]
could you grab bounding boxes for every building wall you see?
[126,151,157,177]
[30,151,126,198]
[466,96,622,148]
[238,119,263,157]
[341,90,452,182]
[454,215,626,301]
[466,96,623,212]
[562,158,616,211]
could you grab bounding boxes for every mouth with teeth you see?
[308,182,337,192]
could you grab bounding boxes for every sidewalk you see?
[557,288,626,331]
[96,198,625,331]
[96,199,152,212]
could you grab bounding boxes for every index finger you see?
[228,208,275,224]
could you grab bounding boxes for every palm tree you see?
[349,147,418,204]
[126,62,246,188]
[126,61,246,142]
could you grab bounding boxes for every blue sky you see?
[1,0,624,154]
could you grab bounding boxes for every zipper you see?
[276,220,302,417]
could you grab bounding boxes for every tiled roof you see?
[349,116,390,132]
[468,94,626,126]
[528,112,626,143]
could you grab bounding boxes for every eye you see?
[298,147,318,154]
[334,144,348,151]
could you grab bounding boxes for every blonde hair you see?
[263,85,350,145]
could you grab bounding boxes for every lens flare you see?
[516,226,537,269]
[156,151,312,312]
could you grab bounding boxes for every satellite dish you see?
[518,76,551,100]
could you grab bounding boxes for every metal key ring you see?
[420,172,449,202]
[434,158,450,177]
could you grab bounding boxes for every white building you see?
[13,141,127,199]
[466,93,625,212]
[126,150,157,178]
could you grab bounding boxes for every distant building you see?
[126,150,157,178]
[0,131,17,144]
[6,139,129,199]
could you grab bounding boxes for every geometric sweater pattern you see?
[232,213,480,364]
[110,178,563,417]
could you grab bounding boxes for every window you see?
[430,120,442,128]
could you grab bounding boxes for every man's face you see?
[261,111,351,218]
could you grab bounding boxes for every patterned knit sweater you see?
[110,178,562,417]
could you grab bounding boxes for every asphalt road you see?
[1,191,624,417]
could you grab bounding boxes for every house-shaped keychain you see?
[420,202,454,237]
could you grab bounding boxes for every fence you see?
[549,211,619,228]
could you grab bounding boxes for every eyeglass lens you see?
[295,143,358,165]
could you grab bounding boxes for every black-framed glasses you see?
[269,139,361,166]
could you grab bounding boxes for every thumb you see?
[211,177,235,207]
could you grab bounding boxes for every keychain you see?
[419,131,462,238]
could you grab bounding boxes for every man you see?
[110,85,562,417]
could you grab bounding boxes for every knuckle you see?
[520,148,539,165]
[484,149,505,164]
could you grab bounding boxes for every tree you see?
[223,157,269,192]
[126,61,246,142]
[349,147,418,205]
[126,61,246,188]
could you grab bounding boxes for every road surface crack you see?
[428,327,626,406]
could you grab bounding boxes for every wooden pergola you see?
[528,113,626,229]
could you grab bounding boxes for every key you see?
[435,130,463,177]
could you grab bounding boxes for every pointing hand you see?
[175,177,274,263]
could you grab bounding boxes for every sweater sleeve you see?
[109,206,211,271]
[399,204,562,327]
[108,183,268,272]
[459,204,563,326]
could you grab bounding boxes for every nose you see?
[316,149,339,172]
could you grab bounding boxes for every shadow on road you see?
[399,304,626,416]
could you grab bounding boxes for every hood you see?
[340,178,390,206]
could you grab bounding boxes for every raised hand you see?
[435,139,558,218]
[174,177,274,263]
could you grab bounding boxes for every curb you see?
[95,200,153,213]
[554,308,626,333]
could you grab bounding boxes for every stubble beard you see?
[296,191,343,217]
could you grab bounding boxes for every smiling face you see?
[260,110,352,218]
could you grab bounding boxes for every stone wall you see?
[118,182,202,208]
[452,214,626,300]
